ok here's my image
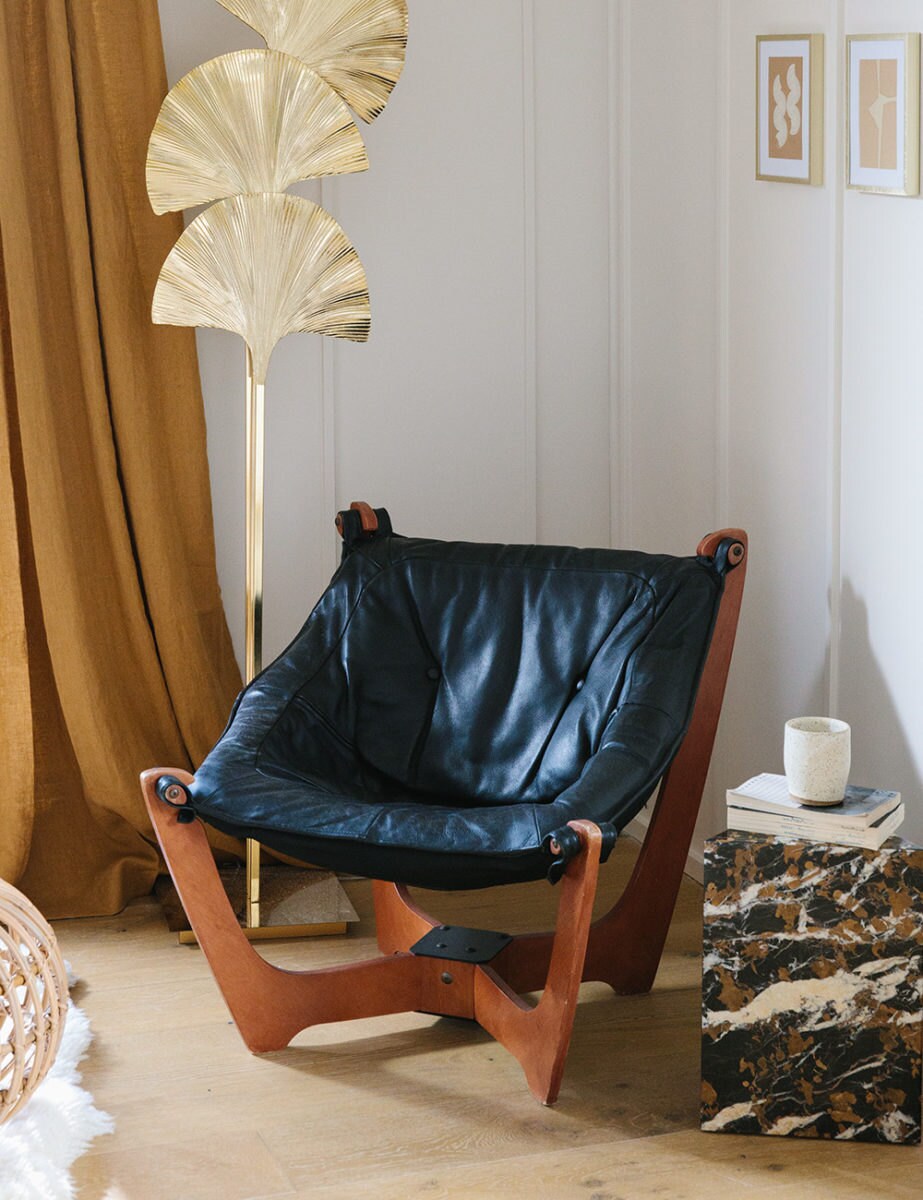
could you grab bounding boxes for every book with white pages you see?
[726,773,901,828]
[726,802,905,851]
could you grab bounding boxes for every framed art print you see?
[847,34,921,196]
[756,35,824,185]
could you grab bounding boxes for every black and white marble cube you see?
[701,832,923,1144]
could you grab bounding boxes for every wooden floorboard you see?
[52,837,922,1199]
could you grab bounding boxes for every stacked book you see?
[726,773,904,849]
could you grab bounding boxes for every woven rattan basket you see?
[0,879,69,1125]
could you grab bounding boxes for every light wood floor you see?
[54,837,921,1200]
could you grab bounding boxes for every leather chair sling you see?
[142,505,747,1104]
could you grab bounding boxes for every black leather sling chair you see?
[142,503,747,1104]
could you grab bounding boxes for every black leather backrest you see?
[256,536,723,805]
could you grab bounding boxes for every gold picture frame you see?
[756,34,824,186]
[847,34,921,197]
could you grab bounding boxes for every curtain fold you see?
[0,0,242,917]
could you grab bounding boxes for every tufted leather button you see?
[427,667,441,681]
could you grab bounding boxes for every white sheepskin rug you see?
[0,977,112,1200]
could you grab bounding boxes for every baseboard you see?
[624,812,705,885]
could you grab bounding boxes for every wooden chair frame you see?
[142,529,746,1105]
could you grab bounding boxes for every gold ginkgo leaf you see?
[152,193,370,382]
[216,0,409,123]
[146,50,369,215]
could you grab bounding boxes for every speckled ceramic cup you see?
[784,717,851,807]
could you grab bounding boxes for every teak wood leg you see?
[372,823,603,1104]
[143,769,603,1103]
[474,820,602,1104]
[372,879,439,954]
[142,770,426,1052]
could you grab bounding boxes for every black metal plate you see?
[411,923,513,964]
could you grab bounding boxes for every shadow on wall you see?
[837,579,923,812]
[704,545,831,839]
[705,578,920,850]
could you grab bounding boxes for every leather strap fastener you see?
[335,502,393,556]
[156,775,197,824]
[544,822,617,884]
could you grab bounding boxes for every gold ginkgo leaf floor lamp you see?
[215,0,410,122]
[146,50,370,214]
[147,0,408,938]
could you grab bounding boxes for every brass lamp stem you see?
[245,351,265,683]
[245,350,265,928]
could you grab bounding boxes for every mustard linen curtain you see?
[0,0,242,916]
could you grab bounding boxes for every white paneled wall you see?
[332,3,531,547]
[715,0,923,849]
[839,0,923,842]
[157,1,923,851]
[626,3,720,558]
[712,0,843,841]
[533,0,611,549]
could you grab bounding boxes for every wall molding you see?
[716,0,731,530]
[827,0,846,716]
[522,0,538,542]
[608,0,632,549]
[606,0,617,547]
[318,176,339,578]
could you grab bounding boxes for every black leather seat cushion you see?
[189,533,725,889]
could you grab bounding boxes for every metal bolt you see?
[440,971,453,985]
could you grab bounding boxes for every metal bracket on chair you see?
[411,924,513,965]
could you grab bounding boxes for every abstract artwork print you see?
[756,36,823,186]
[768,57,804,162]
[848,36,919,195]
[859,57,898,169]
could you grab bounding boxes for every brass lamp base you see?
[155,864,358,945]
[179,923,348,946]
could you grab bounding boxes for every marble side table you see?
[701,832,923,1144]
